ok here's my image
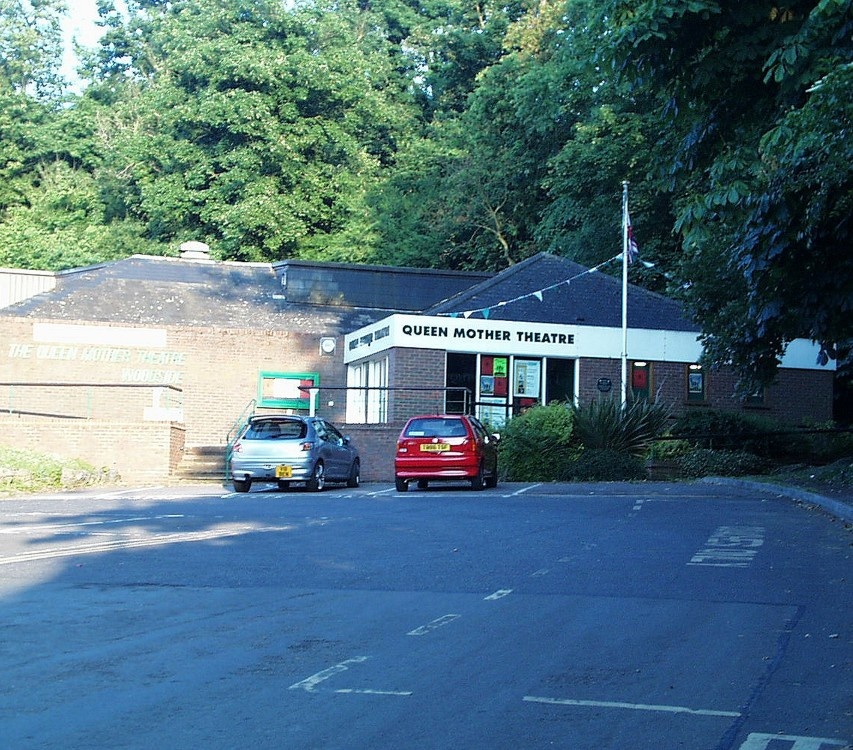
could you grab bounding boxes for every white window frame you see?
[346,356,389,424]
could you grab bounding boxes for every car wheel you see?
[277,480,291,491]
[233,479,251,493]
[395,477,408,492]
[347,460,360,488]
[417,479,428,489]
[470,463,485,490]
[307,462,325,491]
[485,462,498,488]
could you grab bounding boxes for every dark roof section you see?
[426,252,699,332]
[0,255,493,334]
[275,259,491,310]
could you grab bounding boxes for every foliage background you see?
[1,0,850,403]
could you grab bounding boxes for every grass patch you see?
[0,445,114,495]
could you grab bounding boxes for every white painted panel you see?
[32,323,168,348]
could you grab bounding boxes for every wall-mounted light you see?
[320,337,336,355]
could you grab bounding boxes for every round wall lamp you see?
[319,337,337,355]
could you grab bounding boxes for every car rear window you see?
[244,419,307,440]
[404,418,467,438]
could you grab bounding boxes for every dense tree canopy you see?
[0,0,850,397]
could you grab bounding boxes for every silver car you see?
[229,415,360,493]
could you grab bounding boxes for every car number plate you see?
[420,443,450,452]
[275,465,293,478]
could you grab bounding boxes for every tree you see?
[602,0,853,388]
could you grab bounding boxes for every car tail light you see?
[232,442,242,454]
[300,441,314,452]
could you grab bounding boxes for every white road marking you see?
[0,514,185,534]
[484,589,513,600]
[407,614,461,636]
[505,484,540,496]
[334,689,412,696]
[689,525,765,568]
[289,657,412,697]
[739,733,849,749]
[0,524,294,565]
[523,695,740,718]
[289,657,369,692]
[632,498,644,511]
[530,568,549,577]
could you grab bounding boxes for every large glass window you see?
[346,356,388,423]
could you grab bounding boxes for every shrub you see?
[563,449,647,481]
[800,421,853,463]
[571,396,672,457]
[672,409,808,460]
[498,402,576,481]
[677,449,771,478]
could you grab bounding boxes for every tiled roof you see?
[427,252,698,332]
[0,255,493,334]
[0,252,696,334]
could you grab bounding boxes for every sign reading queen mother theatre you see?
[345,313,713,363]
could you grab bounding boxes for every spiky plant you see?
[571,396,673,457]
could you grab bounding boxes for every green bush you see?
[498,402,576,481]
[571,396,672,457]
[563,449,647,481]
[800,421,853,463]
[677,449,771,478]
[672,409,808,460]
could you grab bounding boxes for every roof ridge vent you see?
[179,241,211,261]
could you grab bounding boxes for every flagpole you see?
[621,181,629,408]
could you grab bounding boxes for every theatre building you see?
[343,253,833,430]
[0,250,834,483]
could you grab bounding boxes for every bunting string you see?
[436,253,623,319]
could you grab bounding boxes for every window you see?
[346,356,388,423]
[687,364,706,402]
[631,361,651,401]
[545,358,575,403]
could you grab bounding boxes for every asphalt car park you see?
[0,481,849,750]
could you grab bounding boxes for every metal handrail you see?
[224,399,257,479]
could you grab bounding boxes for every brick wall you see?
[0,418,185,483]
[388,348,447,420]
[342,423,406,482]
[578,358,834,424]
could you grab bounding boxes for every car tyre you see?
[395,477,408,492]
[485,463,498,489]
[233,478,251,493]
[417,479,429,489]
[307,462,325,491]
[347,460,360,488]
[470,463,485,491]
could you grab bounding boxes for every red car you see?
[394,414,499,492]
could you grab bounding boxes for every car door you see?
[316,420,348,480]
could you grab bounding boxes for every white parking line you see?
[289,657,412,696]
[407,614,461,636]
[0,523,294,565]
[504,484,541,496]
[289,657,369,692]
[739,733,849,749]
[484,589,513,600]
[523,695,740,717]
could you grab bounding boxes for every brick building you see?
[0,250,834,483]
